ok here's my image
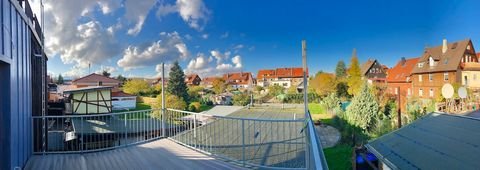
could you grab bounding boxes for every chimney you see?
[442,39,448,54]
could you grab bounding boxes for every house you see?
[212,92,234,105]
[361,59,387,84]
[256,67,306,88]
[386,57,420,111]
[63,86,113,114]
[72,73,122,90]
[200,76,219,88]
[366,113,480,169]
[152,77,169,87]
[411,39,478,99]
[223,72,254,89]
[185,74,202,86]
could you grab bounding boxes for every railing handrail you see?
[32,109,161,118]
[306,110,329,170]
[166,108,304,122]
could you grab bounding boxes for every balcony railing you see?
[32,107,327,169]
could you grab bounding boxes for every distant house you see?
[212,92,233,105]
[257,67,306,88]
[72,73,122,90]
[361,59,387,84]
[200,76,219,88]
[223,72,254,89]
[386,57,419,112]
[185,74,202,86]
[152,77,169,87]
[411,39,478,99]
[366,113,480,169]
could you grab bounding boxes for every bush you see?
[154,94,187,110]
[233,93,250,106]
[188,102,201,112]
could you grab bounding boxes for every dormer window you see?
[429,56,434,67]
[418,62,424,68]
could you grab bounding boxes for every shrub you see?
[233,93,250,106]
[188,102,201,112]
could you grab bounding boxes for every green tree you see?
[347,48,362,95]
[167,61,189,102]
[268,84,284,96]
[345,82,379,131]
[212,78,227,94]
[254,86,264,93]
[233,93,250,106]
[57,74,64,84]
[102,70,111,77]
[335,60,347,78]
[116,74,127,83]
[336,81,349,99]
[155,94,187,110]
[287,85,298,94]
[188,86,204,102]
[123,79,150,95]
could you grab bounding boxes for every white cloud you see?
[124,0,157,36]
[156,0,210,30]
[117,32,189,70]
[232,55,242,68]
[187,54,208,69]
[201,34,209,39]
[41,0,122,69]
[95,65,117,74]
[64,66,87,79]
[155,63,173,78]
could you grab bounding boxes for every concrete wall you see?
[1,0,46,168]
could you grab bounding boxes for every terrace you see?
[27,105,328,169]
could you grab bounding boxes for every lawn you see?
[308,103,326,114]
[323,144,353,170]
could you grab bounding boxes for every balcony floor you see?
[25,139,244,170]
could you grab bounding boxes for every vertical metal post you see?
[124,114,127,145]
[161,63,166,137]
[242,119,246,167]
[194,114,197,148]
[397,86,402,128]
[81,116,84,152]
[302,40,311,168]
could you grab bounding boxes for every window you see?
[282,83,288,87]
[98,81,103,86]
[429,57,434,67]
[429,74,433,81]
[418,62,424,68]
[444,72,449,81]
[419,75,423,82]
[419,89,423,97]
[429,89,434,97]
[394,88,398,95]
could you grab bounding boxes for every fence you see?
[32,107,327,169]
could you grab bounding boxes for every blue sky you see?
[34,0,480,79]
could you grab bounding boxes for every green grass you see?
[308,103,326,114]
[198,104,214,112]
[115,103,153,119]
[323,144,353,170]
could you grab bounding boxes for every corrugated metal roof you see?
[366,113,480,170]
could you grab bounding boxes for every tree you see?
[345,82,380,131]
[287,85,298,94]
[254,86,264,93]
[167,61,189,102]
[188,86,204,102]
[335,60,347,78]
[347,48,362,95]
[57,74,64,84]
[102,70,111,77]
[212,78,227,94]
[123,79,150,95]
[314,70,324,78]
[268,84,284,96]
[310,73,336,96]
[232,93,250,106]
[116,74,127,83]
[155,94,187,110]
[336,81,349,99]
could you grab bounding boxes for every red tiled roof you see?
[185,74,200,84]
[201,76,220,85]
[112,91,136,97]
[223,72,252,85]
[257,67,307,79]
[386,57,420,82]
[72,73,121,84]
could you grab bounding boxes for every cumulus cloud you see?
[124,0,157,36]
[95,65,117,74]
[187,54,208,69]
[41,0,122,69]
[64,66,87,79]
[117,32,189,70]
[155,63,173,78]
[156,0,210,30]
[185,51,243,77]
[210,50,231,64]
[232,55,242,68]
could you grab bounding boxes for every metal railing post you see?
[124,114,127,146]
[194,114,197,148]
[161,63,166,137]
[242,119,245,167]
[81,116,84,152]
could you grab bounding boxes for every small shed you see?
[64,86,113,114]
[365,113,480,170]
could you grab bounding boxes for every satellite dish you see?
[458,87,468,99]
[441,83,454,99]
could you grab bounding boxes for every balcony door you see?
[0,60,11,169]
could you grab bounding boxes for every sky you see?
[30,0,480,79]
